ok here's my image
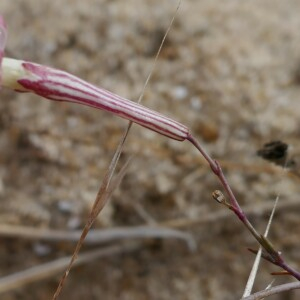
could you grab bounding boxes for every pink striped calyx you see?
[15,60,189,141]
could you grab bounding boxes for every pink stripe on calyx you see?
[22,62,188,134]
[18,61,189,141]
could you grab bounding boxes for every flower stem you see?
[187,133,300,280]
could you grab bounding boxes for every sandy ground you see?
[0,0,300,299]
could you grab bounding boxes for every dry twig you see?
[242,281,300,300]
[0,242,141,295]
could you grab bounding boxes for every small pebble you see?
[172,86,188,101]
[57,200,73,214]
[67,216,82,230]
[33,242,52,257]
[190,96,202,110]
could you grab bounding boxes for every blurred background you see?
[0,0,300,299]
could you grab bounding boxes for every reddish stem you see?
[187,133,300,281]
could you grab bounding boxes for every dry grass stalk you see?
[0,242,141,295]
[242,281,300,300]
[0,223,195,247]
[53,1,182,298]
